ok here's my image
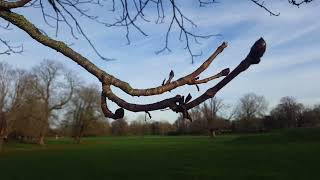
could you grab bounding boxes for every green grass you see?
[1,128,320,180]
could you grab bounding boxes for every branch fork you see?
[101,38,266,121]
[0,10,266,121]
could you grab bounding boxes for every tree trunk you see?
[38,103,49,146]
[0,137,4,152]
[209,129,216,138]
[38,135,45,145]
[74,136,82,144]
[38,110,49,145]
[212,131,216,138]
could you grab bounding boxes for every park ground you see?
[0,128,320,180]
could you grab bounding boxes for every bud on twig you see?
[220,68,230,76]
[246,37,266,64]
[114,108,124,119]
[185,93,192,103]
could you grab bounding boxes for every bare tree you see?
[236,93,268,120]
[65,84,104,143]
[301,106,320,128]
[0,1,313,124]
[158,120,174,135]
[174,113,192,134]
[0,63,29,149]
[312,104,320,127]
[271,96,304,128]
[235,93,268,131]
[111,118,128,136]
[189,105,202,122]
[0,62,12,150]
[10,75,45,143]
[201,97,225,137]
[129,120,146,136]
[129,115,151,136]
[30,60,74,145]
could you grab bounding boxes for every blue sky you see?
[1,0,320,122]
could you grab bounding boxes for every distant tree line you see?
[1,60,320,149]
[88,93,320,138]
[173,94,320,136]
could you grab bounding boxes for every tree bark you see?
[0,136,4,152]
[38,134,45,145]
[37,102,49,145]
[0,139,3,152]
[209,129,216,138]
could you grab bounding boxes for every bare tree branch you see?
[101,38,266,120]
[49,73,74,110]
[1,1,309,120]
[0,0,32,10]
[0,38,23,55]
[250,0,280,16]
[1,0,312,62]
[288,0,313,7]
[191,68,230,85]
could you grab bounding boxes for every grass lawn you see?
[1,128,320,180]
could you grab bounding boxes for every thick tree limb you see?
[0,10,108,79]
[0,9,228,97]
[0,0,31,10]
[101,38,266,120]
[0,8,266,120]
[101,92,124,119]
[102,84,181,113]
[101,41,228,96]
[186,38,266,110]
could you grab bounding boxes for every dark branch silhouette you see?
[1,0,310,61]
[0,38,23,55]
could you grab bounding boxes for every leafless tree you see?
[111,117,128,136]
[201,97,225,136]
[30,60,74,145]
[174,113,192,134]
[129,120,146,136]
[234,93,268,131]
[311,104,320,127]
[0,62,12,150]
[235,93,268,120]
[157,120,174,135]
[129,115,151,136]
[301,106,320,127]
[271,96,304,128]
[9,75,45,143]
[65,84,105,143]
[0,1,313,125]
[0,63,29,149]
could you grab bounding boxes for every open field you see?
[1,128,320,180]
